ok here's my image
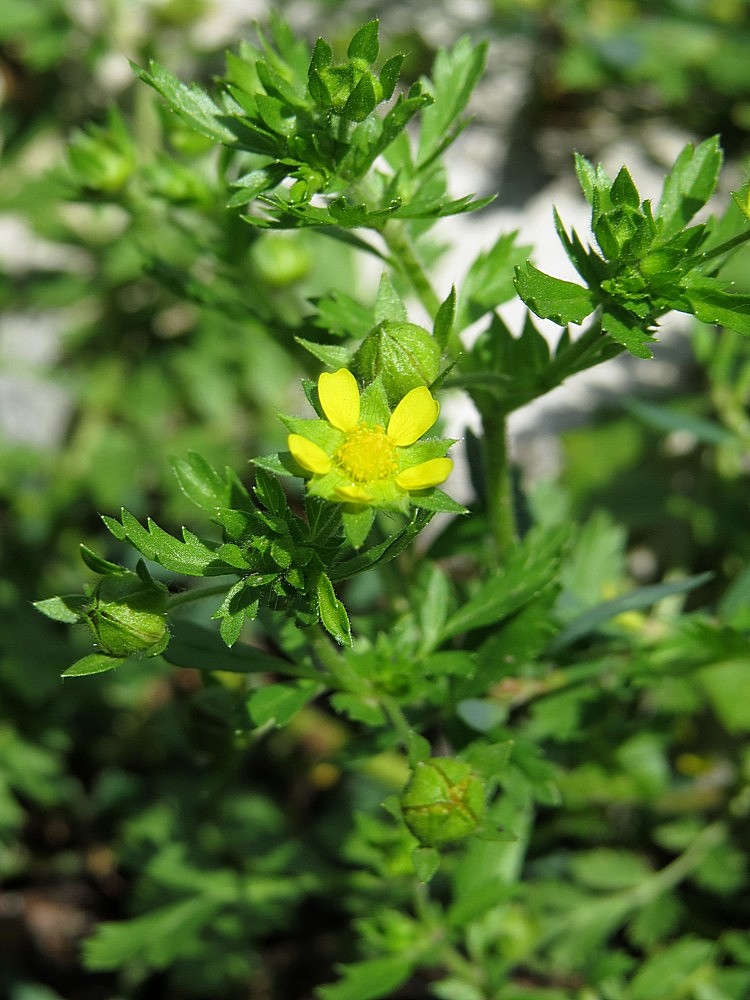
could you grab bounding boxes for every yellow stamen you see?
[335,424,397,483]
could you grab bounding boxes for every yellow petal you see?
[335,484,372,503]
[318,368,360,431]
[387,386,439,446]
[396,457,453,491]
[288,434,332,474]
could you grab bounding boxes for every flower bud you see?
[354,321,441,404]
[401,758,485,847]
[84,573,169,658]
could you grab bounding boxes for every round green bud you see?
[354,321,441,404]
[401,758,485,847]
[85,573,169,658]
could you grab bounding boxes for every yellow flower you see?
[284,368,453,510]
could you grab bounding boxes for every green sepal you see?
[62,654,129,678]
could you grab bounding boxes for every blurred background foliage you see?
[2,0,750,998]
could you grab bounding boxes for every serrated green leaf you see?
[295,338,356,370]
[63,654,128,677]
[84,896,224,971]
[316,955,416,1000]
[657,136,723,239]
[514,261,595,325]
[170,452,232,511]
[440,527,567,641]
[253,467,287,516]
[131,61,238,144]
[574,151,598,205]
[686,282,750,336]
[417,36,488,167]
[112,509,249,576]
[610,166,641,209]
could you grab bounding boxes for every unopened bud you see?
[401,758,485,847]
[354,321,440,404]
[85,573,168,658]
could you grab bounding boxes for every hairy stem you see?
[481,408,517,562]
[381,221,442,316]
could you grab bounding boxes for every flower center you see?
[334,424,397,483]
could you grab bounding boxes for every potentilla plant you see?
[36,15,750,999]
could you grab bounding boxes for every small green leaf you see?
[347,20,379,63]
[379,54,403,100]
[411,846,440,882]
[253,467,287,515]
[79,545,126,576]
[433,286,456,350]
[330,692,385,726]
[514,261,595,326]
[316,573,352,645]
[570,848,652,890]
[601,309,656,359]
[341,507,375,549]
[247,680,322,727]
[373,272,407,324]
[610,166,641,209]
[699,658,750,734]
[34,595,87,624]
[63,654,128,678]
[410,489,468,514]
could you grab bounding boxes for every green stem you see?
[381,220,443,318]
[481,408,517,562]
[700,227,750,265]
[381,695,415,751]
